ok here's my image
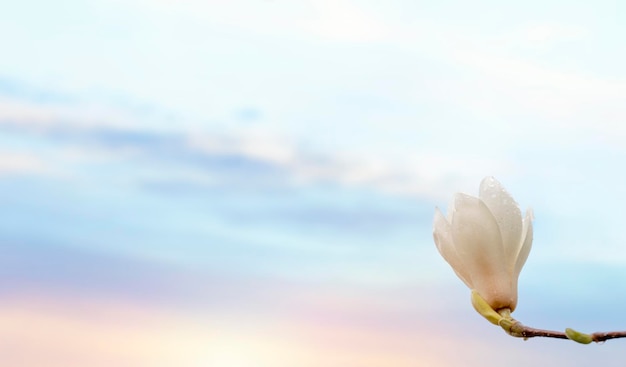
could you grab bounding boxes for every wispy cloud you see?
[450,47,626,123]
[129,0,390,43]
[0,85,479,199]
[510,23,590,45]
[0,151,50,176]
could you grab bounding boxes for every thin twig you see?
[472,293,626,344]
[590,331,626,343]
[510,323,569,340]
[503,320,626,343]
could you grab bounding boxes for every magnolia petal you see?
[508,277,519,312]
[433,207,473,288]
[513,208,534,278]
[451,193,512,310]
[479,176,523,269]
[446,199,456,221]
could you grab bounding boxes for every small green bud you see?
[565,328,593,344]
[471,290,503,325]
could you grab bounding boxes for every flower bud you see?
[433,176,533,312]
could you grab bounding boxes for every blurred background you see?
[1,1,626,366]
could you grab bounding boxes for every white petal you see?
[446,198,456,221]
[513,208,534,278]
[433,207,473,288]
[451,193,512,309]
[479,176,523,269]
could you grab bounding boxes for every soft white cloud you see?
[515,23,589,44]
[0,96,156,131]
[125,0,389,42]
[0,151,49,176]
[188,131,505,200]
[0,92,503,201]
[444,46,626,137]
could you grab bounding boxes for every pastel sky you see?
[1,1,626,366]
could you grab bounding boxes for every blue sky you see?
[1,1,626,366]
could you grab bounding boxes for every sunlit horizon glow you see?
[0,286,484,366]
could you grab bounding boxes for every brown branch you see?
[473,294,626,344]
[501,319,626,344]
[508,323,569,340]
[590,331,626,343]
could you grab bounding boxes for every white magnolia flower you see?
[433,176,533,312]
